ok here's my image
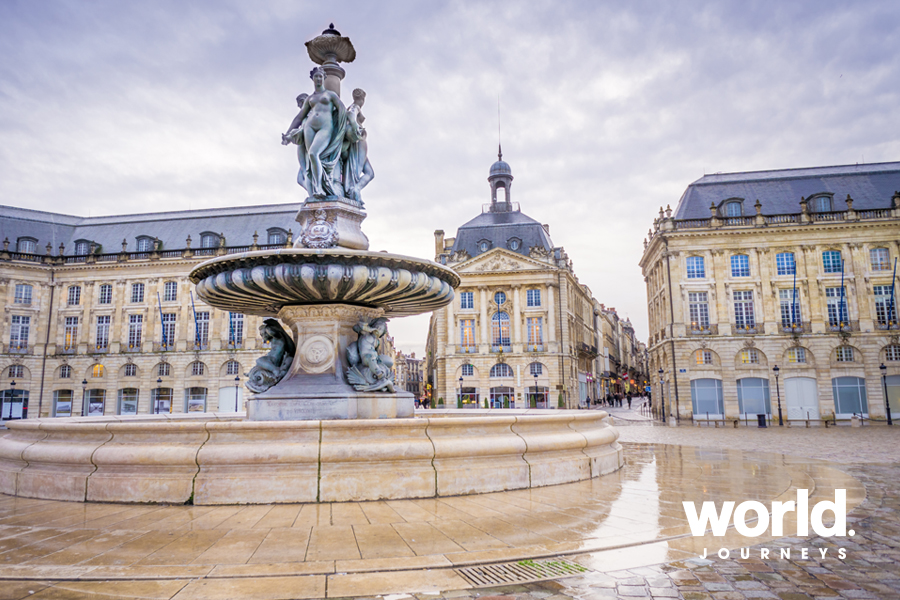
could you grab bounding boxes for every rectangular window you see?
[163,281,178,302]
[886,346,900,361]
[696,350,712,365]
[228,313,244,346]
[268,231,285,245]
[459,291,474,309]
[459,318,475,348]
[870,248,890,271]
[787,347,807,364]
[825,287,848,326]
[686,256,705,279]
[733,290,755,329]
[836,346,854,362]
[151,387,172,413]
[9,365,24,378]
[191,362,205,376]
[776,252,796,276]
[14,284,32,304]
[158,363,171,377]
[124,363,137,377]
[185,387,207,413]
[740,349,760,364]
[67,286,81,306]
[730,254,750,277]
[98,284,112,304]
[95,315,110,349]
[823,250,842,274]
[118,389,139,415]
[194,311,209,347]
[161,313,176,347]
[526,289,541,307]
[64,316,79,349]
[53,390,73,417]
[527,317,543,347]
[128,314,143,349]
[131,283,144,303]
[874,285,898,326]
[778,289,801,326]
[461,364,474,377]
[688,292,709,330]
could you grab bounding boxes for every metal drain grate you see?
[455,558,588,587]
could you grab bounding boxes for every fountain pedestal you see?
[247,304,414,421]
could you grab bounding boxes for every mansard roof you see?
[673,161,900,220]
[0,203,300,254]
[450,208,554,259]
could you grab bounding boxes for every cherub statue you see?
[346,317,395,392]
[246,319,296,393]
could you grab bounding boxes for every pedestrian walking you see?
[626,394,632,409]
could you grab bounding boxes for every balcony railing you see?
[93,344,109,353]
[193,342,210,351]
[876,322,900,331]
[154,342,175,352]
[780,322,809,334]
[7,344,30,354]
[491,345,511,353]
[60,345,77,355]
[734,324,763,335]
[124,343,142,352]
[457,345,477,354]
[828,321,859,333]
[578,343,599,358]
[689,324,718,335]
[527,344,544,352]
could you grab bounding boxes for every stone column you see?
[512,285,522,348]
[546,283,556,349]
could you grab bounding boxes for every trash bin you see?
[757,414,767,428]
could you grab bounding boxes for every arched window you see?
[267,228,288,245]
[490,363,513,378]
[74,240,92,255]
[811,195,832,212]
[491,312,510,348]
[91,364,105,378]
[507,238,521,251]
[59,365,72,379]
[529,362,543,376]
[494,291,506,305]
[460,364,474,377]
[124,364,138,377]
[157,363,171,377]
[226,360,240,375]
[722,200,742,217]
[885,345,900,362]
[200,232,220,248]
[191,361,206,376]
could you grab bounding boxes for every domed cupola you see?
[488,145,514,210]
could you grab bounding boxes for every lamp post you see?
[458,376,463,409]
[234,375,240,413]
[881,363,893,426]
[7,380,15,420]
[155,377,162,414]
[773,364,783,426]
[658,368,666,424]
[81,378,88,416]
[533,373,539,408]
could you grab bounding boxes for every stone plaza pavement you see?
[0,412,896,599]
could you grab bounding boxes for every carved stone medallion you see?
[300,209,339,249]
[298,334,336,374]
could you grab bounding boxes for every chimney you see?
[434,230,445,258]
[542,224,550,236]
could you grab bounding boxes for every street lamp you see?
[234,375,240,413]
[881,363,893,426]
[7,380,15,420]
[533,372,539,409]
[658,368,666,423]
[458,376,463,409]
[773,364,783,426]
[155,377,162,414]
[81,378,88,416]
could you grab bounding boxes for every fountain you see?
[0,25,623,505]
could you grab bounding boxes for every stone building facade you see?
[425,153,646,408]
[640,162,900,424]
[0,202,301,419]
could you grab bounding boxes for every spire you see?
[498,144,502,162]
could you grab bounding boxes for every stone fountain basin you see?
[0,411,623,505]
[189,248,460,317]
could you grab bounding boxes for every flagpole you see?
[840,256,846,327]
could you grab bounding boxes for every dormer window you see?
[477,239,491,253]
[721,199,743,217]
[135,236,154,252]
[507,237,522,251]
[200,232,220,248]
[74,240,92,255]
[267,228,288,245]
[16,238,38,254]
[811,195,832,213]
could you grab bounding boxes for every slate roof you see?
[451,208,554,259]
[673,161,900,220]
[0,203,301,255]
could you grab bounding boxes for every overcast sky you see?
[2,1,900,356]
